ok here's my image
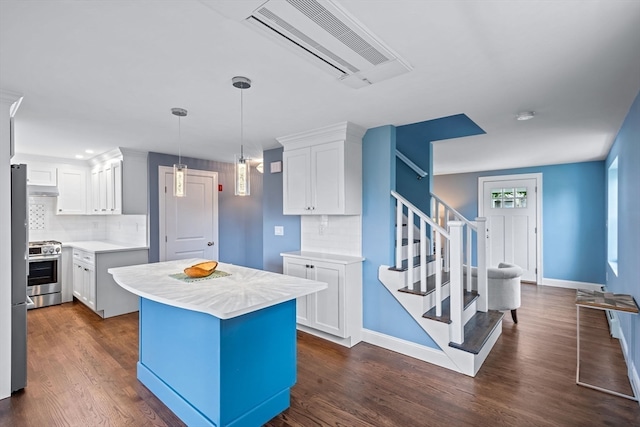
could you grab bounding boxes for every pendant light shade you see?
[171,107,188,197]
[233,76,251,196]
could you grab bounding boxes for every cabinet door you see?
[83,265,96,311]
[309,261,346,337]
[283,148,311,214]
[104,163,114,213]
[311,141,344,214]
[283,257,312,325]
[27,163,57,186]
[72,263,83,299]
[90,168,100,214]
[111,160,122,214]
[57,168,87,214]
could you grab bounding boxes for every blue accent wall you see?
[148,152,263,268]
[362,125,438,348]
[395,114,485,215]
[605,90,640,386]
[262,147,301,273]
[434,161,606,284]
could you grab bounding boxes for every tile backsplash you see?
[27,196,147,246]
[301,215,361,257]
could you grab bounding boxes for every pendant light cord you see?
[178,115,182,164]
[240,86,244,160]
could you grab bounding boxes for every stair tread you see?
[388,254,437,272]
[448,310,504,354]
[399,238,420,246]
[398,271,450,296]
[421,290,479,323]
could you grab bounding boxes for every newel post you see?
[476,217,488,313]
[448,221,464,345]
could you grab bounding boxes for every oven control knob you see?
[55,247,60,253]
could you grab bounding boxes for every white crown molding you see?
[277,121,366,150]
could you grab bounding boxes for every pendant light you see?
[171,107,188,197]
[233,76,251,196]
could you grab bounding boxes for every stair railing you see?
[431,193,489,313]
[431,193,475,291]
[392,191,449,318]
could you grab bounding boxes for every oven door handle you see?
[26,295,35,310]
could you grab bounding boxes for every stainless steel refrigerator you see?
[11,163,28,392]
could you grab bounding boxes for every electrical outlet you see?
[274,226,284,236]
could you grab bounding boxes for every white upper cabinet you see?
[57,167,88,214]
[26,162,57,186]
[90,159,122,215]
[279,122,365,215]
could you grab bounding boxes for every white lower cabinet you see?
[71,247,148,318]
[282,252,363,347]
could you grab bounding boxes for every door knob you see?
[207,242,214,246]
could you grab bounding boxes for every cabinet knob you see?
[207,242,214,246]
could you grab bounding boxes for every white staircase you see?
[377,191,503,376]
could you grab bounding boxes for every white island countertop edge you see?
[108,259,327,319]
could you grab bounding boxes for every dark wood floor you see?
[1,284,639,426]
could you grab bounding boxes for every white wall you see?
[0,90,22,400]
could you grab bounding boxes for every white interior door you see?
[159,167,219,261]
[479,174,541,283]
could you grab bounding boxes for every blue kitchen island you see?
[109,259,327,427]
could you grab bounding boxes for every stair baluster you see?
[449,221,464,344]
[407,209,414,289]
[435,232,442,317]
[395,199,403,270]
[476,217,489,312]
[420,218,427,293]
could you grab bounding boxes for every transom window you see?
[491,187,527,209]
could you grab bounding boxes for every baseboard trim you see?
[540,278,603,291]
[296,324,360,348]
[361,328,460,373]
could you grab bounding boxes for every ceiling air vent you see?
[246,0,412,88]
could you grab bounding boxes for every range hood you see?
[28,185,59,197]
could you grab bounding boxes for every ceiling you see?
[1,0,639,175]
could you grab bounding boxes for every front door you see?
[479,174,541,283]
[159,166,219,261]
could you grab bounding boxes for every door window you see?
[491,187,527,209]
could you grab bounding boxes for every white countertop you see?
[108,259,327,319]
[64,240,148,254]
[280,251,364,264]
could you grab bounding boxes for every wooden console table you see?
[575,289,639,401]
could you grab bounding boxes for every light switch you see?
[274,226,284,236]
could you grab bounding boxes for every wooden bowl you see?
[184,261,218,278]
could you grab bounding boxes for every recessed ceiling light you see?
[516,111,536,121]
[75,154,84,159]
[85,149,94,154]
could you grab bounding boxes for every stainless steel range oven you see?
[28,240,62,308]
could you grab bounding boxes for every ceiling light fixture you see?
[233,76,251,196]
[516,111,536,121]
[171,107,188,197]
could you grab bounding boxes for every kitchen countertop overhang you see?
[109,258,328,319]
